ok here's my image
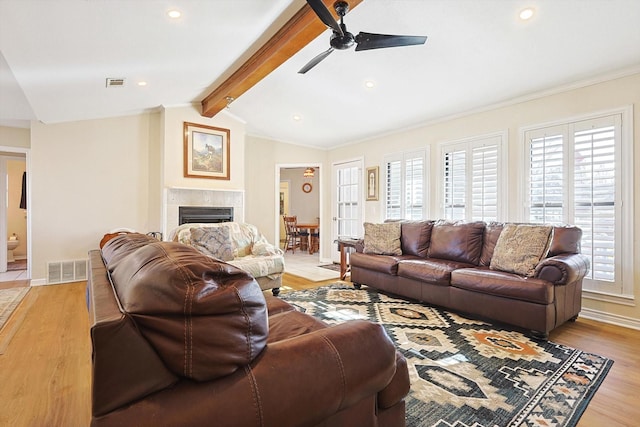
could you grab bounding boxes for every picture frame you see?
[183,122,230,180]
[366,166,379,201]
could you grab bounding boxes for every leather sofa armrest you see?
[91,320,407,427]
[534,253,590,285]
[249,320,403,427]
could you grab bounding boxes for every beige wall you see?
[162,105,245,191]
[0,126,30,148]
[244,135,327,244]
[30,113,161,280]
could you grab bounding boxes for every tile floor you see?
[0,262,28,283]
[282,250,340,282]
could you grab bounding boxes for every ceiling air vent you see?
[105,78,125,88]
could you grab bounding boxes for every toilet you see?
[7,238,19,262]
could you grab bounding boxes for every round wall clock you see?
[302,183,313,193]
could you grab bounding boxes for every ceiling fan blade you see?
[306,0,343,36]
[298,47,335,74]
[354,32,427,51]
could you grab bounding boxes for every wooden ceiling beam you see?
[200,0,363,118]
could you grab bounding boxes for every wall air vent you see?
[105,78,125,88]
[47,259,88,285]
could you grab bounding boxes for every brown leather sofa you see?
[350,221,590,339]
[87,233,409,427]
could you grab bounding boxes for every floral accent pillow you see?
[363,222,402,255]
[190,227,234,262]
[490,224,553,277]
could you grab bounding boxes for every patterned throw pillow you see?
[190,227,234,262]
[363,222,402,255]
[490,224,553,277]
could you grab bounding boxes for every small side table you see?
[336,238,362,280]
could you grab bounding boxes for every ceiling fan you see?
[299,0,428,74]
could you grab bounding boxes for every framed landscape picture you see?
[183,122,230,180]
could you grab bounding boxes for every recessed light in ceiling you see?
[364,80,375,89]
[292,114,302,122]
[137,81,147,87]
[519,8,535,20]
[167,9,181,19]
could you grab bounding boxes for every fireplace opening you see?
[179,206,234,225]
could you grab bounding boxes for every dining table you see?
[295,223,319,254]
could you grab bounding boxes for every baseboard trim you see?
[30,278,48,286]
[580,307,640,331]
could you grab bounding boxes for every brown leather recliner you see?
[87,233,409,427]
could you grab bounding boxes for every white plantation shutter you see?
[471,143,499,221]
[384,150,427,220]
[573,123,617,283]
[524,111,631,296]
[405,156,424,219]
[443,149,466,220]
[441,133,505,222]
[385,158,402,219]
[528,130,565,223]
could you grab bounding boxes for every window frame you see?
[437,131,508,222]
[520,106,634,303]
[383,149,429,220]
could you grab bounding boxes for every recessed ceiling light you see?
[364,80,375,89]
[167,9,181,19]
[519,8,534,20]
[292,114,302,122]
[137,81,147,87]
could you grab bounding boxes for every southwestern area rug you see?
[280,284,613,427]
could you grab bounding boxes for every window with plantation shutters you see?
[384,150,427,220]
[440,132,506,222]
[523,108,633,299]
[443,149,466,220]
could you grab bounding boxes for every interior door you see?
[331,159,363,263]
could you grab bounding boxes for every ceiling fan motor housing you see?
[330,24,355,49]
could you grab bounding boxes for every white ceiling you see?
[1,0,639,149]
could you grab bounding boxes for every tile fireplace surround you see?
[163,188,245,239]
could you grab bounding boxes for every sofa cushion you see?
[548,225,582,256]
[490,224,553,277]
[106,239,268,382]
[363,222,402,255]
[397,259,475,286]
[451,267,554,304]
[190,227,234,261]
[427,221,485,265]
[479,222,505,266]
[350,252,404,275]
[400,221,434,257]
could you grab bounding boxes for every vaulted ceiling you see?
[1,0,639,149]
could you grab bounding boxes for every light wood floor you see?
[0,275,638,427]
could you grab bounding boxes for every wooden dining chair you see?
[309,227,319,254]
[282,215,301,253]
